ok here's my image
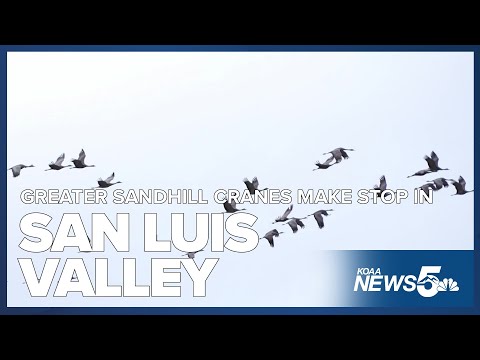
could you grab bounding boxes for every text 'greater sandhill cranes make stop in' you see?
[272,204,293,224]
[71,149,95,169]
[424,151,449,172]
[243,177,268,195]
[426,178,450,191]
[261,229,283,248]
[308,209,334,229]
[448,176,474,196]
[8,164,34,178]
[45,153,72,171]
[223,199,245,213]
[282,217,307,233]
[323,147,354,164]
[182,250,204,259]
[94,172,122,188]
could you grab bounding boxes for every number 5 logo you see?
[417,266,441,298]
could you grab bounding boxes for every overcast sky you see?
[6,51,474,307]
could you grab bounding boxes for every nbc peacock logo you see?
[437,278,460,292]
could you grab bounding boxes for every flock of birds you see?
[8,147,474,256]
[217,148,473,249]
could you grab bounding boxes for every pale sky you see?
[6,51,474,307]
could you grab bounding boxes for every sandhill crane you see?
[272,204,293,224]
[223,199,246,213]
[424,151,449,172]
[282,217,306,233]
[261,229,283,248]
[45,153,72,171]
[372,175,396,198]
[93,172,122,188]
[448,176,474,196]
[182,249,204,259]
[373,175,387,196]
[8,164,34,177]
[416,183,437,194]
[243,177,268,195]
[307,209,334,229]
[71,149,95,169]
[426,178,450,191]
[313,158,337,171]
[323,147,354,164]
[407,169,433,178]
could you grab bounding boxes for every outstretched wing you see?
[424,155,436,171]
[313,212,325,229]
[459,176,466,187]
[332,150,342,163]
[379,175,387,191]
[339,149,349,160]
[295,218,305,228]
[287,219,298,233]
[78,149,86,163]
[281,204,293,219]
[54,153,65,166]
[252,177,259,189]
[430,151,439,166]
[105,172,115,183]
[323,156,335,165]
[223,201,232,212]
[231,199,237,209]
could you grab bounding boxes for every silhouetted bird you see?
[8,164,34,177]
[424,151,449,172]
[323,147,354,164]
[223,199,245,213]
[426,177,450,191]
[261,229,283,248]
[243,177,268,195]
[282,218,306,233]
[313,158,337,170]
[307,209,334,229]
[407,169,433,178]
[45,153,72,171]
[71,149,95,169]
[272,204,294,224]
[182,250,204,259]
[94,172,122,188]
[448,176,474,196]
[416,183,437,194]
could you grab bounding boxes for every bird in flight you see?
[272,204,294,224]
[424,151,449,172]
[8,164,34,177]
[261,229,283,248]
[323,147,354,164]
[448,176,474,196]
[243,177,268,195]
[223,199,246,213]
[407,169,433,178]
[416,182,437,194]
[313,158,337,171]
[182,250,204,259]
[71,149,95,169]
[94,172,122,188]
[307,209,334,229]
[45,153,72,171]
[426,177,450,191]
[282,218,306,233]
